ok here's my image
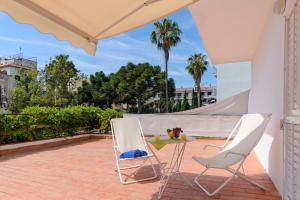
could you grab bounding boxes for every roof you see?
[176,86,215,93]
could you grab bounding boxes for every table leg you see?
[157,142,194,199]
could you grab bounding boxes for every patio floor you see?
[0,138,281,200]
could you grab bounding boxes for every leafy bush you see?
[100,109,123,131]
[0,106,122,144]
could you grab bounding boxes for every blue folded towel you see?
[120,149,148,159]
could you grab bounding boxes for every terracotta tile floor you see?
[0,138,281,200]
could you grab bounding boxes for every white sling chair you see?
[193,113,271,196]
[111,117,158,184]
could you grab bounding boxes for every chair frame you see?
[194,149,266,196]
[193,115,269,196]
[111,118,158,184]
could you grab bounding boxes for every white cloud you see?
[0,34,87,55]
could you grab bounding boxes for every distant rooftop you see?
[0,53,37,69]
[176,85,216,93]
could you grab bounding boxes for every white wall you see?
[124,114,241,137]
[215,62,251,101]
[248,13,285,194]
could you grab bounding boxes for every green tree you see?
[10,69,45,113]
[73,71,114,108]
[186,54,208,107]
[113,63,161,113]
[192,88,198,108]
[175,101,181,112]
[44,54,78,107]
[181,91,190,111]
[154,72,175,113]
[150,18,181,113]
[73,80,94,105]
[9,86,29,113]
[90,71,112,107]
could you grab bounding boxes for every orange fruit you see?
[168,131,174,139]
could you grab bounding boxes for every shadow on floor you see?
[126,166,280,200]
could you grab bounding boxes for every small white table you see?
[147,136,195,199]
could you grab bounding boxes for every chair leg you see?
[194,167,237,196]
[116,157,158,185]
[194,163,266,196]
[226,168,266,191]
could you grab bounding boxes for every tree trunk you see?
[137,99,142,114]
[106,97,109,108]
[164,49,169,113]
[196,78,201,107]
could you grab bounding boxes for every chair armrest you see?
[203,144,224,150]
[224,152,248,158]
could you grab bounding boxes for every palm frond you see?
[186,53,209,82]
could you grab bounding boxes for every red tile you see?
[0,139,281,200]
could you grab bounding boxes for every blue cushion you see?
[120,149,148,159]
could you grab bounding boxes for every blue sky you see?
[0,8,216,87]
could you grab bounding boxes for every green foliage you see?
[100,108,123,131]
[8,53,175,114]
[74,63,171,113]
[9,55,79,112]
[192,89,198,108]
[9,69,45,113]
[155,73,176,112]
[0,106,122,144]
[112,63,162,113]
[186,53,208,107]
[74,72,113,107]
[181,91,190,111]
[175,101,181,112]
[44,54,78,107]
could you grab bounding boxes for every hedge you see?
[0,106,123,144]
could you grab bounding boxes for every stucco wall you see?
[248,13,285,194]
[124,114,241,137]
[215,62,251,101]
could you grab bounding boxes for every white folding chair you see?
[111,117,158,184]
[193,113,272,196]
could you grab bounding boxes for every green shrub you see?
[0,114,17,132]
[20,106,58,126]
[0,106,122,144]
[100,108,123,131]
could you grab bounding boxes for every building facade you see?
[154,85,217,106]
[0,54,37,112]
[0,54,37,89]
[0,71,10,112]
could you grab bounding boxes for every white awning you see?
[189,0,275,64]
[0,0,198,55]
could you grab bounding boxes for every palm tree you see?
[150,18,181,112]
[186,54,208,107]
